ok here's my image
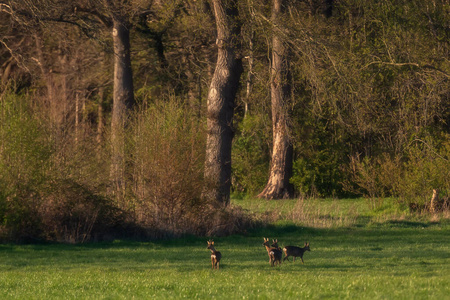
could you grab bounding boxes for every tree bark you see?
[258,0,294,200]
[430,189,439,214]
[244,30,254,117]
[203,0,243,206]
[109,17,135,203]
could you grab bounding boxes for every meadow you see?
[0,198,449,299]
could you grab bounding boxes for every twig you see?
[408,138,449,162]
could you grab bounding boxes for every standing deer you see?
[262,238,282,266]
[283,242,310,264]
[207,240,222,270]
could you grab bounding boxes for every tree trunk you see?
[244,30,254,117]
[109,17,135,203]
[258,0,294,200]
[430,189,439,214]
[203,0,243,206]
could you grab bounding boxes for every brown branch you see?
[364,61,450,78]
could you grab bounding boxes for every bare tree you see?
[203,0,243,206]
[107,4,135,202]
[258,0,294,199]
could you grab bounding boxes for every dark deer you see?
[207,240,222,270]
[262,237,282,266]
[283,242,310,264]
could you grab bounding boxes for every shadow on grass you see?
[381,220,431,228]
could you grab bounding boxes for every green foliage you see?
[0,93,124,243]
[0,93,53,188]
[231,115,271,196]
[290,106,349,198]
[285,0,449,200]
[396,138,450,206]
[346,136,450,209]
[0,93,53,240]
[291,149,343,198]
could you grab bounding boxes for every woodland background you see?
[0,0,449,243]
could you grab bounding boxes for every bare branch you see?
[364,61,450,79]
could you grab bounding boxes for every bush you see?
[231,115,271,196]
[39,179,125,243]
[396,139,450,209]
[129,98,208,237]
[0,93,52,242]
[290,150,343,198]
[0,93,127,242]
[345,137,450,212]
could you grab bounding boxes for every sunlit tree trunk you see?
[244,30,254,117]
[258,0,294,199]
[203,0,243,206]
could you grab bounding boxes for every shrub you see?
[39,179,125,243]
[231,115,271,196]
[0,93,126,242]
[345,137,450,212]
[290,150,343,198]
[129,98,207,237]
[396,139,450,209]
[0,93,53,242]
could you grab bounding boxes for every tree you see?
[203,0,243,206]
[258,0,294,199]
[106,3,136,202]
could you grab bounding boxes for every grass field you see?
[1,198,449,299]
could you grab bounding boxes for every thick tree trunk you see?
[258,0,294,200]
[109,17,135,203]
[203,0,243,206]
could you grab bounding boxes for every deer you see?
[262,237,282,267]
[207,240,222,270]
[283,242,310,264]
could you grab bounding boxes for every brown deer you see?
[271,239,283,265]
[262,238,282,266]
[283,242,310,264]
[207,240,222,270]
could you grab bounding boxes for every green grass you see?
[232,197,441,227]
[1,198,449,299]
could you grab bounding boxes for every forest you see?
[0,0,449,243]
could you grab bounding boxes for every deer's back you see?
[283,246,302,256]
